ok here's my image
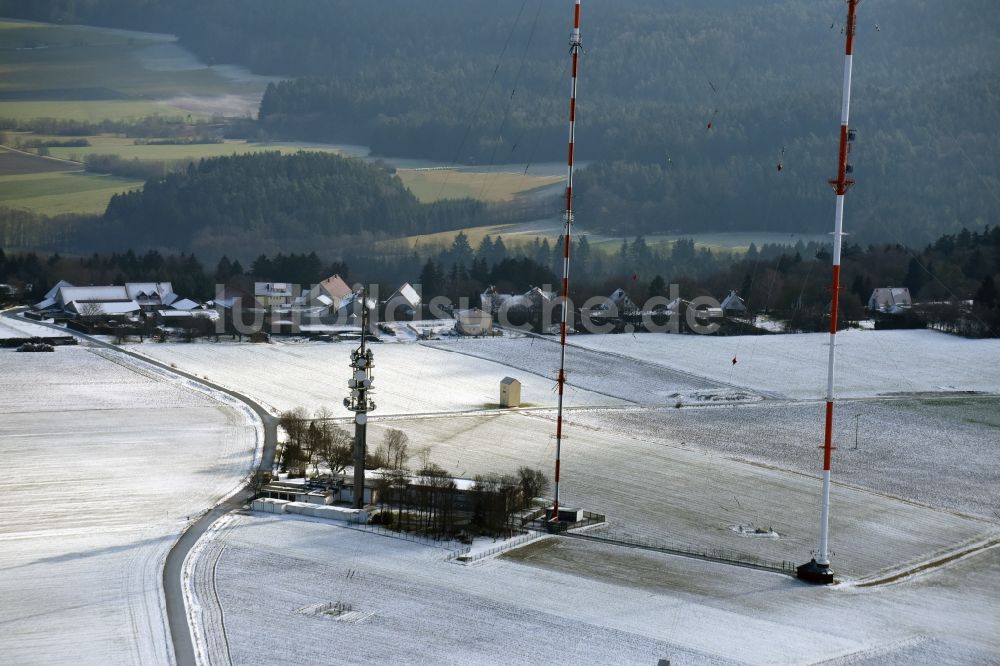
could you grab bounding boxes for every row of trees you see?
[279,408,416,478]
[0,246,213,302]
[377,466,549,540]
[275,407,549,539]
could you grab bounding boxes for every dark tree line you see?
[697,226,1000,335]
[0,247,212,301]
[74,152,483,256]
[5,224,998,335]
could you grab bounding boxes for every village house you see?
[869,287,912,314]
[384,282,421,321]
[720,290,748,315]
[33,281,210,323]
[455,308,493,336]
[302,274,354,312]
[254,282,298,308]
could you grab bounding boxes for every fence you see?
[564,528,798,576]
[311,516,472,559]
[458,531,538,564]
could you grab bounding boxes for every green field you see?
[0,170,142,215]
[0,19,265,122]
[0,145,78,175]
[0,100,187,123]
[25,134,347,163]
[0,19,566,218]
[395,168,562,204]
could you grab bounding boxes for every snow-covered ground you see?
[366,412,996,580]
[188,514,1000,666]
[0,313,59,339]
[570,329,1000,399]
[425,336,739,405]
[6,327,996,663]
[124,340,630,417]
[565,396,1000,521]
[0,346,259,664]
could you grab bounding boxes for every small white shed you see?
[500,376,521,408]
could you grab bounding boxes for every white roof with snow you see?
[125,282,173,301]
[58,286,128,305]
[70,300,140,315]
[721,290,747,313]
[169,298,200,311]
[389,283,421,308]
[44,280,74,301]
[255,282,295,297]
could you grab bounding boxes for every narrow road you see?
[2,311,277,666]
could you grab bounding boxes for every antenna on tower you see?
[797,0,861,586]
[550,0,582,530]
[344,289,376,510]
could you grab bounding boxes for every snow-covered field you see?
[565,396,1000,520]
[6,328,997,663]
[366,411,997,580]
[124,340,630,416]
[426,336,738,405]
[189,514,1000,666]
[0,346,259,664]
[0,313,58,339]
[570,329,1000,399]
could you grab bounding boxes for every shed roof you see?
[501,376,520,386]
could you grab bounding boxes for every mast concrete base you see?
[796,558,835,584]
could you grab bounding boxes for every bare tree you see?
[516,467,549,509]
[471,473,518,537]
[249,470,271,496]
[317,425,354,476]
[415,445,431,472]
[78,302,104,322]
[278,408,309,473]
[420,465,456,539]
[379,428,410,471]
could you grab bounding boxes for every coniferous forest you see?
[98,152,483,255]
[3,0,996,246]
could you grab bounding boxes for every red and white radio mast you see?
[798,0,861,585]
[551,0,582,527]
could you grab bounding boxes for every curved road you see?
[2,311,277,666]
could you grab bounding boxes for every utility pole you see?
[551,0,583,529]
[344,290,375,510]
[798,0,860,586]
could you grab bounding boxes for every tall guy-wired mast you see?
[798,0,861,585]
[551,0,582,525]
